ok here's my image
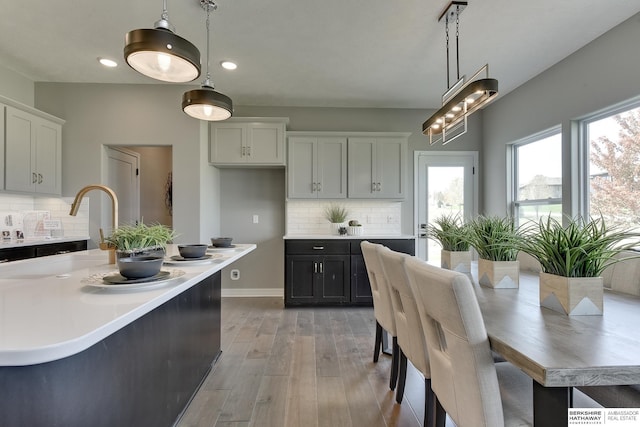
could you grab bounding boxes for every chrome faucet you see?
[69,184,119,263]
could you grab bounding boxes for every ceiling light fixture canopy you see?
[182,0,233,121]
[422,1,498,145]
[124,0,201,83]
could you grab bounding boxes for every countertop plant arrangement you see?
[518,215,640,277]
[324,203,349,224]
[107,222,177,253]
[426,214,471,252]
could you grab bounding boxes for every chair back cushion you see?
[378,247,430,376]
[361,241,396,335]
[405,257,504,427]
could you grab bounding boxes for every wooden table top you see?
[470,267,640,387]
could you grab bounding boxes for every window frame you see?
[579,97,640,219]
[508,126,562,226]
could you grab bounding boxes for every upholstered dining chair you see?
[404,257,534,427]
[361,241,400,391]
[378,247,434,427]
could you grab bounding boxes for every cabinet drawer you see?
[35,240,88,257]
[285,240,350,255]
[350,239,415,255]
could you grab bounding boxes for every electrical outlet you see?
[252,214,259,224]
[231,269,240,280]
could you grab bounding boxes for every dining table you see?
[469,265,640,427]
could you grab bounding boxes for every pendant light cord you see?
[202,0,217,87]
[445,17,450,89]
[455,5,460,81]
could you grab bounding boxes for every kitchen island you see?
[0,243,255,427]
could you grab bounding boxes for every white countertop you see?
[283,234,416,240]
[0,243,255,366]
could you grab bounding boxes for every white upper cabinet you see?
[288,135,347,199]
[4,105,63,195]
[347,136,407,199]
[209,117,288,166]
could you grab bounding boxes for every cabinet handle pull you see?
[312,246,324,250]
[317,182,322,192]
[32,172,38,183]
[376,182,381,191]
[242,146,246,156]
[38,173,43,184]
[0,259,8,263]
[314,262,318,273]
[371,182,376,192]
[56,250,70,255]
[319,262,323,274]
[312,182,317,192]
[247,146,251,156]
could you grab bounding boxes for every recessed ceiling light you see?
[98,57,118,68]
[220,61,237,70]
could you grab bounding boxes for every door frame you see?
[413,151,479,260]
[103,145,141,229]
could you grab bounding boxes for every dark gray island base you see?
[0,272,221,427]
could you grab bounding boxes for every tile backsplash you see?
[0,194,89,241]
[286,200,402,235]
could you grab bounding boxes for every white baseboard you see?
[221,288,283,298]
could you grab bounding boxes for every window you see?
[510,128,562,226]
[582,101,640,228]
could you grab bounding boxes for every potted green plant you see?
[324,203,349,235]
[426,214,471,272]
[467,215,522,288]
[519,215,640,315]
[107,222,177,258]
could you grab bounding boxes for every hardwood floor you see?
[177,297,447,427]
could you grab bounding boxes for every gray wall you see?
[0,64,34,106]
[34,83,220,246]
[219,169,285,291]
[482,12,640,216]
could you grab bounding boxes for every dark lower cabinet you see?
[0,240,88,263]
[285,238,415,306]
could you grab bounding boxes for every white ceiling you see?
[1,0,639,109]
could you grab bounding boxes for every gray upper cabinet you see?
[209,117,288,166]
[288,135,347,199]
[4,105,63,195]
[347,136,407,199]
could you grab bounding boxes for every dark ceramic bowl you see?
[178,244,208,258]
[117,256,164,279]
[210,237,233,247]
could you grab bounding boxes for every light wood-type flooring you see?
[177,297,456,427]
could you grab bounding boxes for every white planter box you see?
[539,272,603,315]
[478,258,519,288]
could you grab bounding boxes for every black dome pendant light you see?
[182,0,233,121]
[124,0,201,83]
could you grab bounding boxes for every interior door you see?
[107,147,140,227]
[415,151,477,263]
